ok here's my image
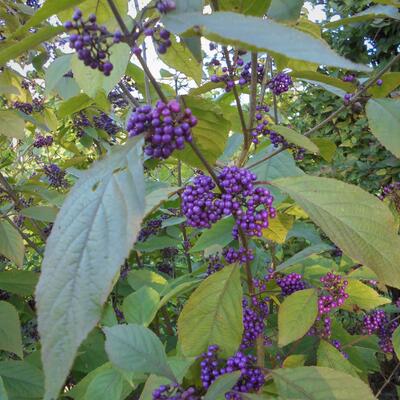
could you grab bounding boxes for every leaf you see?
[0,360,44,399]
[190,217,235,253]
[58,93,93,118]
[218,0,271,16]
[35,137,146,400]
[123,286,160,327]
[270,125,319,154]
[278,288,318,347]
[135,235,181,252]
[0,220,24,267]
[272,175,400,288]
[283,354,307,368]
[0,26,64,66]
[104,324,176,381]
[317,340,359,378]
[392,325,400,360]
[311,138,337,162]
[127,270,168,293]
[158,35,202,85]
[292,71,354,92]
[176,96,231,169]
[0,377,7,400]
[268,0,304,22]
[0,301,23,358]
[366,98,400,159]
[158,280,200,309]
[145,184,180,215]
[84,367,125,400]
[20,206,58,223]
[45,54,73,95]
[263,213,294,244]
[178,264,243,357]
[367,72,400,98]
[343,280,390,311]
[203,371,241,400]
[325,5,400,28]
[72,43,131,98]
[0,111,25,139]
[162,12,370,72]
[272,366,375,399]
[0,271,38,296]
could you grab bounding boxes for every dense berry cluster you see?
[223,247,254,265]
[342,74,355,82]
[26,0,40,8]
[93,112,119,136]
[156,261,173,276]
[138,218,163,241]
[33,134,53,148]
[276,273,306,296]
[206,254,224,276]
[241,297,269,349]
[72,112,92,137]
[13,101,33,114]
[268,72,293,95]
[331,339,349,359]
[144,26,172,55]
[153,384,198,400]
[362,310,398,353]
[127,100,196,159]
[378,182,400,200]
[156,0,177,13]
[200,345,264,398]
[43,164,68,188]
[64,10,121,76]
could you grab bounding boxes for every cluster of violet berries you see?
[33,134,53,148]
[64,10,122,76]
[206,254,224,276]
[268,72,293,95]
[276,273,306,296]
[13,99,43,115]
[200,345,265,398]
[362,310,399,353]
[143,25,172,55]
[331,339,349,359]
[43,164,68,188]
[223,247,255,265]
[127,100,197,159]
[93,112,120,135]
[72,112,92,137]
[378,181,400,200]
[152,384,198,400]
[156,0,176,13]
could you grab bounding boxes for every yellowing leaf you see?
[263,213,294,244]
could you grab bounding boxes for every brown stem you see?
[269,58,279,124]
[106,0,130,36]
[247,146,287,170]
[376,362,400,398]
[118,82,140,107]
[160,307,174,336]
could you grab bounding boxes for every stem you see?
[247,146,286,170]
[106,0,130,36]
[160,307,174,336]
[376,362,400,398]
[248,52,258,130]
[118,82,140,107]
[269,58,279,124]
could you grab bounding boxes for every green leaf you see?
[0,301,23,358]
[178,264,243,357]
[272,175,400,288]
[158,35,202,85]
[366,98,400,159]
[176,96,231,169]
[325,5,400,29]
[292,71,355,92]
[270,125,320,154]
[0,360,44,399]
[343,280,390,311]
[158,280,200,309]
[135,235,181,252]
[367,72,400,98]
[392,325,400,360]
[317,340,359,378]
[84,367,125,400]
[268,0,304,22]
[58,93,94,118]
[218,0,271,16]
[0,220,24,267]
[45,54,73,95]
[0,377,7,400]
[20,206,58,223]
[311,138,337,162]
[35,137,146,400]
[162,12,370,72]
[104,324,176,381]
[263,213,294,244]
[145,184,180,215]
[123,286,160,327]
[0,111,25,139]
[278,288,318,347]
[0,26,64,66]
[272,366,375,399]
[72,43,131,98]
[203,371,241,400]
[0,271,38,296]
[127,270,168,293]
[190,217,235,253]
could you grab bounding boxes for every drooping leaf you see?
[178,264,243,357]
[35,137,146,400]
[343,280,390,311]
[0,220,24,267]
[0,111,25,139]
[162,12,370,71]
[203,371,241,400]
[0,301,23,358]
[272,366,375,399]
[278,289,318,347]
[366,98,400,159]
[367,72,400,98]
[0,271,39,296]
[270,125,320,154]
[104,324,176,381]
[292,70,355,92]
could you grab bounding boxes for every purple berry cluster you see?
[156,0,176,13]
[43,164,68,188]
[13,101,33,114]
[378,181,400,200]
[64,10,121,76]
[138,218,163,242]
[156,261,173,276]
[72,112,92,137]
[93,112,119,136]
[342,74,355,82]
[241,297,269,349]
[276,273,306,296]
[199,345,264,398]
[206,254,224,276]
[223,247,254,265]
[343,93,353,105]
[331,339,349,359]
[362,310,398,353]
[127,100,196,159]
[144,25,172,55]
[33,134,53,148]
[268,72,293,95]
[153,384,198,400]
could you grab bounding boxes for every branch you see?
[269,58,279,124]
[376,362,400,398]
[106,0,130,36]
[247,146,286,170]
[118,82,140,107]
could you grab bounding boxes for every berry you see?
[342,74,355,82]
[43,164,68,188]
[156,0,176,13]
[206,254,224,276]
[276,273,306,296]
[376,79,383,86]
[223,247,254,265]
[268,72,292,95]
[93,112,119,135]
[33,135,53,148]
[241,297,269,349]
[72,112,92,137]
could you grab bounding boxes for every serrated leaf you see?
[0,110,25,139]
[0,301,23,358]
[263,213,294,244]
[272,366,375,399]
[0,220,24,267]
[35,137,146,400]
[178,264,243,357]
[123,286,160,327]
[270,125,319,154]
[343,280,390,311]
[366,98,400,159]
[203,371,241,400]
[272,175,400,288]
[278,289,318,347]
[162,12,370,72]
[104,324,176,381]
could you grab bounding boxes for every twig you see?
[106,0,130,36]
[248,52,258,131]
[376,362,400,398]
[118,82,140,107]
[247,146,287,170]
[160,306,175,336]
[269,58,279,124]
